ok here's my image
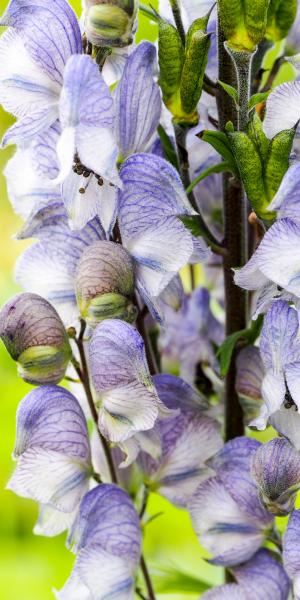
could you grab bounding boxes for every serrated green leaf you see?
[218,79,239,106]
[217,315,263,377]
[157,124,179,171]
[248,91,270,110]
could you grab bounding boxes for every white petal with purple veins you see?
[263,81,300,139]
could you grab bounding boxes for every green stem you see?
[139,3,160,22]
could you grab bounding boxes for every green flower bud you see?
[75,240,137,327]
[219,0,270,51]
[267,0,297,41]
[265,128,295,201]
[247,112,270,164]
[83,0,137,47]
[158,19,184,106]
[227,131,272,219]
[180,28,210,115]
[0,293,71,385]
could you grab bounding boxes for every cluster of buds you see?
[158,11,211,125]
[83,0,138,48]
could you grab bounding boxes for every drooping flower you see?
[188,437,273,567]
[56,484,141,600]
[283,509,300,600]
[202,549,290,600]
[89,319,170,443]
[251,438,300,516]
[0,292,71,385]
[159,287,223,383]
[118,153,210,321]
[250,300,300,430]
[138,374,223,506]
[0,0,82,145]
[15,202,106,325]
[7,386,92,536]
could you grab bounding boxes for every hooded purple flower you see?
[7,386,92,536]
[283,509,300,600]
[56,484,141,600]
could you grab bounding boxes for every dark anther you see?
[284,387,296,409]
[83,170,91,178]
[97,177,104,186]
[79,187,86,194]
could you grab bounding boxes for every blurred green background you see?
[0,0,224,598]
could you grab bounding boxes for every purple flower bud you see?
[75,240,137,327]
[251,438,300,516]
[0,293,71,385]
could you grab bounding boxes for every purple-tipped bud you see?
[0,293,71,385]
[75,241,137,327]
[83,0,138,48]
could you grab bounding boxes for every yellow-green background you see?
[0,1,223,597]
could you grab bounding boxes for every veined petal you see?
[188,476,264,567]
[234,253,268,291]
[257,219,300,298]
[250,370,286,430]
[0,0,82,86]
[251,438,300,515]
[236,346,264,401]
[285,362,300,412]
[34,504,77,537]
[283,510,300,598]
[270,407,300,451]
[76,123,119,184]
[0,29,60,118]
[233,549,290,600]
[98,381,159,443]
[268,163,300,222]
[208,437,261,474]
[118,153,195,240]
[153,373,208,411]
[89,319,154,391]
[115,42,161,157]
[260,300,300,371]
[2,106,59,146]
[263,81,300,138]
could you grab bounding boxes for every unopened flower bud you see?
[75,240,137,327]
[83,0,137,47]
[0,293,71,385]
[219,0,270,51]
[267,0,297,41]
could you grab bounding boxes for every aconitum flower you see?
[235,346,264,423]
[118,154,210,320]
[0,0,82,145]
[0,292,71,385]
[139,374,223,506]
[7,386,92,536]
[159,287,223,382]
[189,437,273,566]
[250,300,300,430]
[283,509,300,599]
[75,240,137,326]
[56,484,141,600]
[251,438,300,516]
[202,549,290,600]
[89,319,170,443]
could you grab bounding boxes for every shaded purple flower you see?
[0,0,82,145]
[56,484,141,600]
[7,386,91,535]
[283,509,300,599]
[250,301,300,430]
[264,80,300,139]
[235,346,264,424]
[202,549,290,599]
[189,437,273,567]
[89,319,171,443]
[251,438,300,515]
[138,374,223,506]
[159,287,223,383]
[118,154,210,321]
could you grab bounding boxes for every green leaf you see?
[217,315,263,377]
[157,124,180,171]
[218,79,239,106]
[186,161,232,194]
[139,3,160,21]
[248,91,270,110]
[151,565,211,594]
[197,130,238,174]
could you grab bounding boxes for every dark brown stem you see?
[136,297,159,375]
[140,556,156,600]
[217,23,247,441]
[74,320,118,484]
